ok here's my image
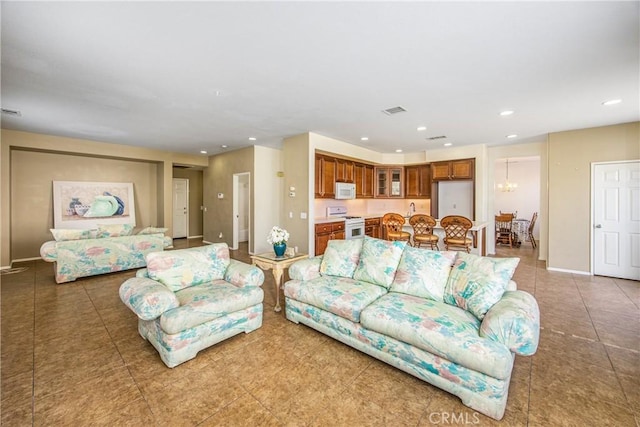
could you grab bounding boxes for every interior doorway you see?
[232,172,250,250]
[172,178,189,238]
[592,160,640,280]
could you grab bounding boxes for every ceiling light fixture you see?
[417,126,427,131]
[395,149,403,153]
[361,137,369,141]
[248,137,257,141]
[221,145,228,149]
[500,110,514,116]
[443,142,453,147]
[497,158,518,192]
[200,150,207,154]
[506,134,518,139]
[602,99,622,106]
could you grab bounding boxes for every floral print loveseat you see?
[119,243,264,368]
[40,225,173,283]
[284,236,539,420]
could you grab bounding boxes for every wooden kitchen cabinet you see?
[335,158,355,183]
[315,154,336,198]
[405,164,431,198]
[375,166,404,198]
[355,162,374,198]
[314,221,345,255]
[364,217,381,238]
[431,158,474,181]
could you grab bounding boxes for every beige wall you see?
[282,134,311,255]
[172,167,204,237]
[203,147,255,250]
[548,122,639,273]
[1,129,207,267]
[254,145,284,254]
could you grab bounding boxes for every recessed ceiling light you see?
[444,142,453,147]
[500,110,514,116]
[602,99,621,106]
[248,137,257,141]
[361,137,369,141]
[395,149,403,153]
[221,145,228,149]
[506,134,518,139]
[200,150,207,154]
[417,126,427,131]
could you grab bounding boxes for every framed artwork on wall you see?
[53,181,136,229]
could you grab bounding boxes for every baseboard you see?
[546,266,591,275]
[187,235,203,239]
[11,256,42,264]
[1,265,12,270]
[202,240,213,245]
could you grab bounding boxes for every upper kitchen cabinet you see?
[431,158,475,181]
[354,162,374,198]
[375,166,404,198]
[405,164,431,198]
[335,158,355,183]
[315,154,336,198]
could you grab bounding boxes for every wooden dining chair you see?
[382,213,411,245]
[440,215,473,253]
[499,210,517,219]
[528,212,538,249]
[495,213,516,248]
[409,214,439,250]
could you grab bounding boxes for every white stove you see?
[326,206,365,240]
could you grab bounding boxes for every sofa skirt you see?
[285,297,512,420]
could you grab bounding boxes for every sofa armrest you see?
[288,256,323,281]
[40,241,57,262]
[480,290,540,356]
[119,277,180,321]
[225,259,265,288]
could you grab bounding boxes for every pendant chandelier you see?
[498,159,518,192]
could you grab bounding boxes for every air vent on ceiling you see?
[427,135,447,140]
[1,108,21,117]
[382,106,407,115]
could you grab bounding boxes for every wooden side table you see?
[250,252,308,312]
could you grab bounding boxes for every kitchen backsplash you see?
[314,198,431,218]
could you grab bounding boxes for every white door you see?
[593,161,640,280]
[232,173,250,250]
[173,178,188,238]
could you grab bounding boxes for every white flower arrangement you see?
[267,226,290,245]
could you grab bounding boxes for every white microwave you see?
[335,182,356,199]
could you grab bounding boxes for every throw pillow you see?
[146,243,230,292]
[444,252,520,320]
[50,228,92,241]
[137,226,169,235]
[320,238,363,278]
[353,236,406,289]
[390,247,457,301]
[95,223,134,238]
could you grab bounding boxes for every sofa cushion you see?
[137,226,169,235]
[353,236,406,289]
[444,252,520,320]
[96,223,134,238]
[146,244,230,292]
[284,276,387,322]
[50,228,92,241]
[390,248,457,301]
[320,239,363,278]
[360,292,514,379]
[160,281,264,334]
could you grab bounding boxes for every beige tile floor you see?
[1,239,638,426]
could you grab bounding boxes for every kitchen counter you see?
[314,217,346,224]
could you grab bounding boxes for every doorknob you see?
[594,224,602,228]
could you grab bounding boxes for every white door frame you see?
[591,160,640,278]
[232,172,251,251]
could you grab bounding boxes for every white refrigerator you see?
[438,181,474,219]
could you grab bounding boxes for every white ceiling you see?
[1,2,638,156]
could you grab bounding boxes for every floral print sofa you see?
[283,236,539,420]
[40,225,173,283]
[119,243,264,368]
